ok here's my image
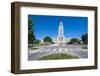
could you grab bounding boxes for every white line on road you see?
[59,48,62,51]
[70,48,74,51]
[65,48,68,51]
[52,49,57,52]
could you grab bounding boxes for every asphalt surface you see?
[28,44,88,60]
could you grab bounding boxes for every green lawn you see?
[80,44,88,49]
[31,47,39,50]
[39,53,79,60]
[30,44,42,51]
[34,44,42,47]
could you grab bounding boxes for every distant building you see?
[40,18,80,45]
[57,19,65,45]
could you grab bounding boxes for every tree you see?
[43,36,52,44]
[28,19,36,45]
[81,33,88,44]
[34,40,41,44]
[70,38,80,44]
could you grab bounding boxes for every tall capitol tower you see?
[57,17,65,45]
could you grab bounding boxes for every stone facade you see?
[57,20,65,45]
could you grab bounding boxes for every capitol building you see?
[56,19,65,45]
[41,18,71,45]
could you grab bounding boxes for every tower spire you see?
[59,17,63,26]
[57,17,65,45]
[59,16,62,22]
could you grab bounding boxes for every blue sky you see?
[28,15,88,40]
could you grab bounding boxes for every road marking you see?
[65,48,68,51]
[69,48,74,51]
[52,49,57,52]
[47,49,52,52]
[59,48,62,51]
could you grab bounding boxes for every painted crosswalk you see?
[29,48,87,54]
[36,48,87,52]
[28,45,88,60]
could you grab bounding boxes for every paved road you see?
[28,44,88,60]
